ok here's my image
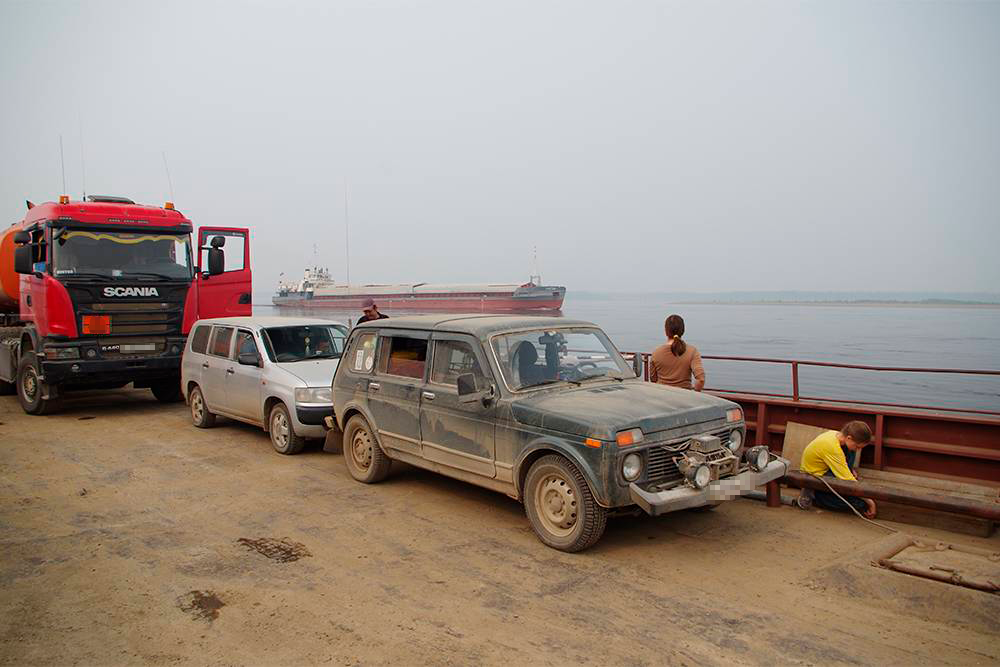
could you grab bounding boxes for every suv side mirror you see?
[207,247,225,275]
[458,373,494,406]
[238,351,261,367]
[14,246,33,274]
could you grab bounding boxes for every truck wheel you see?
[150,379,183,403]
[343,414,391,483]
[16,355,60,415]
[269,403,306,455]
[524,455,607,552]
[189,386,216,428]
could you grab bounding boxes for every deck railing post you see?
[791,361,800,401]
[874,413,884,469]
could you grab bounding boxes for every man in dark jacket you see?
[357,298,388,324]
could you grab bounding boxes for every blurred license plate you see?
[120,343,156,352]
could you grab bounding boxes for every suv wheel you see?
[524,455,607,552]
[269,402,306,455]
[343,414,391,483]
[17,354,60,415]
[189,385,216,428]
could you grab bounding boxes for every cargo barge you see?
[272,267,566,312]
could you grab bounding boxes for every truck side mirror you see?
[13,230,30,245]
[210,236,226,248]
[14,246,33,274]
[207,247,225,275]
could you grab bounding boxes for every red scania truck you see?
[0,195,252,414]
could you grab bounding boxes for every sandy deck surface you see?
[1,389,998,666]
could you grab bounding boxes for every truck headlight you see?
[745,446,769,472]
[294,387,332,404]
[688,464,711,489]
[622,453,642,481]
[727,429,743,453]
[44,347,80,360]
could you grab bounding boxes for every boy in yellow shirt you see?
[798,421,877,518]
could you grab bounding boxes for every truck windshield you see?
[52,230,193,280]
[261,324,349,363]
[491,327,634,391]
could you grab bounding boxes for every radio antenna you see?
[79,114,87,200]
[161,151,175,201]
[344,177,351,286]
[59,134,67,194]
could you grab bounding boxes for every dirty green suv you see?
[331,315,787,552]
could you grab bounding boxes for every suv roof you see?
[356,314,595,337]
[193,316,347,329]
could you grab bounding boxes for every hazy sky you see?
[2,0,997,299]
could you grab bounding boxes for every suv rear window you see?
[379,337,427,379]
[190,325,211,354]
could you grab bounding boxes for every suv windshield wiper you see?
[526,378,579,389]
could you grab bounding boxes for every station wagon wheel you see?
[524,455,607,552]
[343,414,391,483]
[189,385,216,428]
[269,403,306,455]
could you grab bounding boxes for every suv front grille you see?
[645,429,733,486]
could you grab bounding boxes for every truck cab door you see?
[193,227,252,320]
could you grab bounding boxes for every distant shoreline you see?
[672,300,1000,308]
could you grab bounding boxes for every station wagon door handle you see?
[369,382,381,391]
[422,391,435,400]
[202,362,210,369]
[226,368,234,375]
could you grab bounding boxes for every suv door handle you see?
[369,382,381,391]
[422,391,435,400]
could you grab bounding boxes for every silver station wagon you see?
[182,316,348,453]
[331,315,788,552]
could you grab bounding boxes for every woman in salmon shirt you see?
[649,314,705,391]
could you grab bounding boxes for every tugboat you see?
[273,267,566,312]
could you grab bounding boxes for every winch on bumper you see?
[628,435,789,516]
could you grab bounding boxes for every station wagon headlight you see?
[727,429,743,453]
[294,387,332,404]
[622,453,642,482]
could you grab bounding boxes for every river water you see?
[254,295,1000,412]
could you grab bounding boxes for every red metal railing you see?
[624,352,1000,417]
[622,351,1000,485]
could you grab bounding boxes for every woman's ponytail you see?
[665,314,687,357]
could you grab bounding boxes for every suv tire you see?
[524,455,607,552]
[269,402,306,455]
[343,414,391,483]
[17,354,60,415]
[189,385,216,428]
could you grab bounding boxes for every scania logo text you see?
[103,287,160,297]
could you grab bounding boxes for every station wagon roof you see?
[193,316,347,329]
[355,314,597,336]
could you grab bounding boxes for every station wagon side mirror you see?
[238,351,261,367]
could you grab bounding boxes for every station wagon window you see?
[491,327,633,391]
[379,336,428,380]
[210,326,234,358]
[233,330,258,360]
[345,332,377,373]
[430,340,486,387]
[190,325,211,354]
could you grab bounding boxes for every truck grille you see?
[81,302,182,336]
[645,429,732,486]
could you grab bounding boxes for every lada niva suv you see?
[331,315,788,552]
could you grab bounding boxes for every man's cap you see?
[362,298,376,309]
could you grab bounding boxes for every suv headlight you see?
[294,387,332,404]
[727,429,743,453]
[622,453,642,481]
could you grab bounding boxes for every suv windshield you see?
[491,327,634,391]
[53,229,193,280]
[262,324,349,363]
